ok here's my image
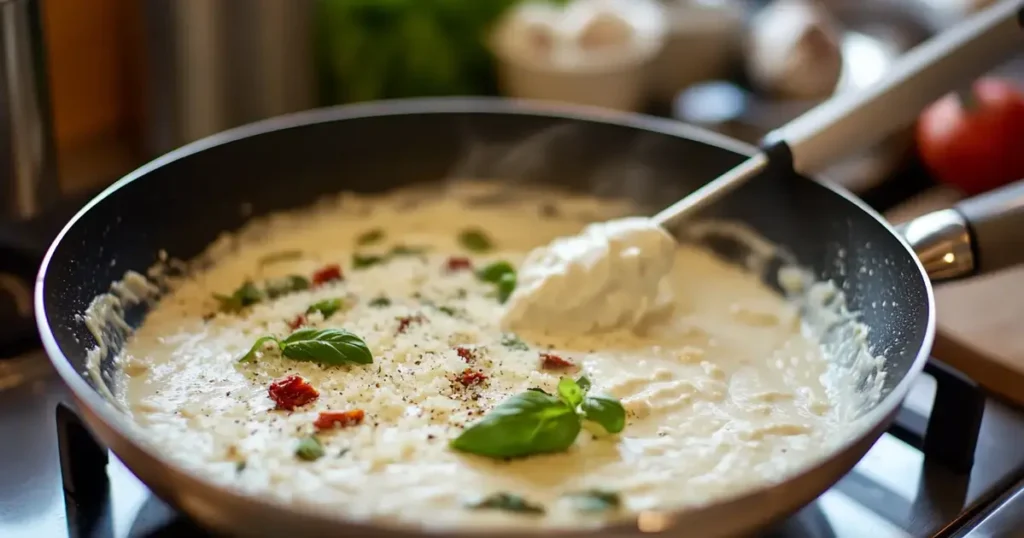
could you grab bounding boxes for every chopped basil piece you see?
[369,296,392,308]
[337,448,351,458]
[496,272,516,303]
[356,228,385,245]
[557,377,585,408]
[501,334,529,351]
[352,253,386,269]
[575,375,592,393]
[307,298,344,319]
[235,460,247,473]
[437,305,457,317]
[466,492,544,515]
[258,250,303,266]
[239,328,373,366]
[450,390,580,458]
[580,395,626,434]
[390,244,428,256]
[564,490,621,513]
[458,228,493,252]
[295,435,324,461]
[214,281,264,313]
[264,275,310,299]
[476,261,515,283]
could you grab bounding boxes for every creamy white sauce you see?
[83,183,875,531]
[502,216,676,334]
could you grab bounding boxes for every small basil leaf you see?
[497,272,516,303]
[295,435,324,461]
[352,253,386,269]
[281,329,374,366]
[466,492,544,515]
[501,333,529,351]
[265,275,310,299]
[564,490,621,513]
[576,376,592,393]
[307,298,344,318]
[235,460,247,473]
[390,244,428,256]
[476,261,515,284]
[357,228,385,245]
[557,377,584,408]
[258,250,303,266]
[369,296,392,307]
[450,390,580,458]
[215,281,264,313]
[239,335,281,362]
[580,395,626,434]
[458,228,493,252]
[436,305,457,317]
[526,387,551,395]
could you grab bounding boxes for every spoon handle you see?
[655,0,1024,229]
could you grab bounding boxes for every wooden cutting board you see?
[885,186,1024,406]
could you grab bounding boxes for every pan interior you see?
[38,102,931,527]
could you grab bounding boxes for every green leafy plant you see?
[240,328,373,366]
[450,376,625,459]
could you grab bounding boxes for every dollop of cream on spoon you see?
[501,217,676,334]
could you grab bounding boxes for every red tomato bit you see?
[397,315,425,334]
[446,256,472,272]
[268,375,319,411]
[455,347,475,362]
[314,409,365,430]
[287,314,307,330]
[458,368,487,386]
[312,264,343,286]
[540,353,575,370]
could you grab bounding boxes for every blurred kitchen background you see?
[46,0,1021,203]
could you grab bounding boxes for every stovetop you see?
[3,351,1024,538]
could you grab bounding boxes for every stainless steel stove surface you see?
[3,351,1024,538]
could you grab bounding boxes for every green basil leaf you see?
[357,228,385,245]
[436,305,457,317]
[265,275,310,299]
[466,492,545,515]
[239,335,281,363]
[557,377,584,408]
[450,390,580,458]
[281,328,374,365]
[458,228,493,252]
[352,253,386,269]
[235,460,247,473]
[476,261,515,283]
[258,250,303,266]
[501,333,529,351]
[307,298,345,318]
[576,376,592,393]
[295,435,325,461]
[580,395,626,434]
[564,490,621,513]
[369,296,392,307]
[390,244,428,256]
[497,272,516,303]
[214,281,264,313]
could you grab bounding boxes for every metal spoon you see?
[652,0,1023,229]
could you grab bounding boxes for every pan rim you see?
[33,96,936,537]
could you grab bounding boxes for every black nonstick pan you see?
[26,2,1024,538]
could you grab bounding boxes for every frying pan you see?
[25,2,1024,538]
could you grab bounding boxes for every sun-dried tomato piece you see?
[312,264,343,286]
[314,409,365,430]
[397,314,425,334]
[540,353,575,370]
[458,368,487,386]
[287,314,307,330]
[455,347,475,362]
[268,375,319,411]
[446,256,472,272]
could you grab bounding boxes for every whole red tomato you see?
[916,78,1024,196]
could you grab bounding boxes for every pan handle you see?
[898,180,1024,282]
[761,0,1024,177]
